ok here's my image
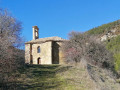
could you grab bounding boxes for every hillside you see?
[0,64,96,90]
[87,20,120,36]
[1,64,120,90]
[87,20,120,73]
[106,35,120,72]
[1,20,120,90]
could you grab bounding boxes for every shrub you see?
[114,53,120,71]
[85,39,114,68]
[106,35,120,72]
[63,31,114,69]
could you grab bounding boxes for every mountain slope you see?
[87,20,120,36]
[87,20,120,72]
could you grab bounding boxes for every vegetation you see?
[87,20,120,35]
[0,7,120,90]
[63,31,114,69]
[0,64,96,90]
[0,8,24,87]
[85,19,120,73]
[62,30,120,90]
[86,19,120,73]
[106,35,120,72]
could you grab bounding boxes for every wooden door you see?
[37,58,41,64]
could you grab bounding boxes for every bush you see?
[62,31,89,63]
[114,53,120,71]
[106,35,120,72]
[63,31,114,69]
[85,39,114,68]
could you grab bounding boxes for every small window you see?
[37,46,40,53]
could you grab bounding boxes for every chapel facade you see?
[25,26,65,64]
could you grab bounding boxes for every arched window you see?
[37,46,40,53]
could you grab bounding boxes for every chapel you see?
[25,26,65,64]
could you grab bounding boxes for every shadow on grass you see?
[0,64,72,90]
[17,80,63,90]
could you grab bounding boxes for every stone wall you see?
[32,41,52,64]
[52,41,65,64]
[25,44,30,64]
[57,42,65,64]
[25,41,65,65]
[52,41,59,64]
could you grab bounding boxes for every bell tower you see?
[32,26,39,40]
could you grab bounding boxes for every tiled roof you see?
[25,36,66,44]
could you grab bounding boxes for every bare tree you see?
[62,31,89,63]
[85,37,114,68]
[63,31,114,69]
[0,8,24,87]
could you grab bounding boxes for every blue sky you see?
[0,0,120,41]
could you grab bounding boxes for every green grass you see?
[11,64,77,90]
[16,64,68,90]
[1,64,95,90]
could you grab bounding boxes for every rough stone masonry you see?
[25,26,66,64]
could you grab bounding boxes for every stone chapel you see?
[25,26,66,64]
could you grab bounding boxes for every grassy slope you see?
[12,64,95,90]
[1,65,120,90]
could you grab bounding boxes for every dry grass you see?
[57,64,96,90]
[3,64,119,90]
